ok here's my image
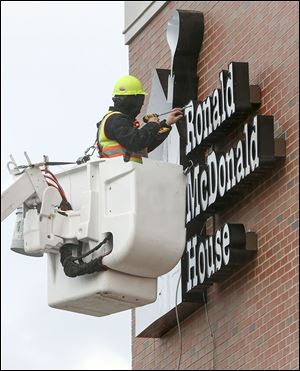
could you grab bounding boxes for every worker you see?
[96,75,183,163]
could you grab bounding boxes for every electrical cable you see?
[70,234,112,261]
[43,168,65,192]
[60,234,113,278]
[43,170,65,193]
[203,291,215,370]
[175,270,215,370]
[56,163,77,207]
[174,221,207,370]
[42,168,72,210]
[56,164,74,207]
[175,273,182,370]
[45,182,61,194]
[44,177,65,199]
[44,175,63,192]
[203,291,214,338]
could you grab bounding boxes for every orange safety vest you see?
[97,111,144,163]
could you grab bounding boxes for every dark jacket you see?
[101,107,172,153]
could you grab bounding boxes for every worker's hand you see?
[149,115,160,124]
[143,114,160,124]
[166,108,183,126]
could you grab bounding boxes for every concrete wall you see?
[124,1,167,44]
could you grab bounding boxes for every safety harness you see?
[96,111,144,163]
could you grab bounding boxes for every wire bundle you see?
[42,168,72,210]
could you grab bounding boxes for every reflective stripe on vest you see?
[99,111,143,163]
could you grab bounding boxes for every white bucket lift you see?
[1,157,186,317]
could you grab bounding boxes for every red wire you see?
[42,169,68,202]
[46,182,60,192]
[45,181,65,200]
[43,169,66,194]
[44,176,65,198]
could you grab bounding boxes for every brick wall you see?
[130,2,299,369]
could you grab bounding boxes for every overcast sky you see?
[1,2,131,369]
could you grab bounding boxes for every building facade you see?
[124,1,299,369]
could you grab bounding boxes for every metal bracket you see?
[183,160,194,175]
[24,151,32,166]
[7,154,23,175]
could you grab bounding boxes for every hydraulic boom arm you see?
[1,167,48,222]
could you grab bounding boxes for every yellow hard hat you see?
[112,75,148,96]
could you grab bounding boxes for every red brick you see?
[130,1,299,369]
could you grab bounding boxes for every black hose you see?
[71,234,111,261]
[60,239,110,278]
